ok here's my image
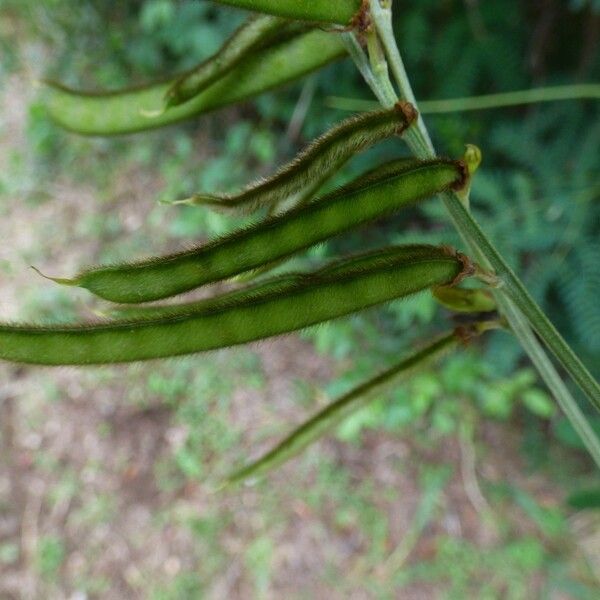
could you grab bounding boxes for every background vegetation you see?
[0,0,598,597]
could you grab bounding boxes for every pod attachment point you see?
[439,246,476,286]
[394,100,418,132]
[350,0,372,34]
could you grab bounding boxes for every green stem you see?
[494,294,600,468]
[439,191,600,412]
[340,33,390,107]
[325,83,600,113]
[362,0,600,462]
[369,0,432,157]
[365,29,397,107]
[418,84,600,113]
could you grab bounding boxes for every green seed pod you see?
[211,0,362,25]
[109,245,451,320]
[164,14,286,109]
[333,157,423,194]
[50,158,466,303]
[109,273,303,321]
[264,154,424,223]
[225,332,459,485]
[217,157,425,283]
[179,103,417,213]
[43,29,346,136]
[433,285,496,313]
[0,246,468,365]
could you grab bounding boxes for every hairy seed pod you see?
[179,103,417,213]
[109,273,303,321]
[433,285,496,313]
[108,245,450,320]
[225,332,459,485]
[222,158,424,283]
[50,158,466,303]
[264,155,424,224]
[43,29,345,136]
[0,246,468,365]
[211,0,362,25]
[333,157,423,194]
[164,15,286,109]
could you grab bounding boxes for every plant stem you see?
[365,29,398,107]
[494,294,600,467]
[370,0,600,406]
[369,0,432,157]
[341,33,391,107]
[325,83,600,113]
[439,191,600,413]
[418,83,600,112]
[359,0,600,463]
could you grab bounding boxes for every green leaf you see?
[521,388,556,419]
[566,488,600,510]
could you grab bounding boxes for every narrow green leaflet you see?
[0,246,469,365]
[225,332,459,485]
[164,14,286,109]
[48,158,466,303]
[179,103,417,213]
[43,29,346,135]
[211,0,363,25]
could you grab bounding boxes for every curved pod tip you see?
[224,330,462,486]
[31,265,78,287]
[42,30,346,136]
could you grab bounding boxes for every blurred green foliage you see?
[35,535,66,581]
